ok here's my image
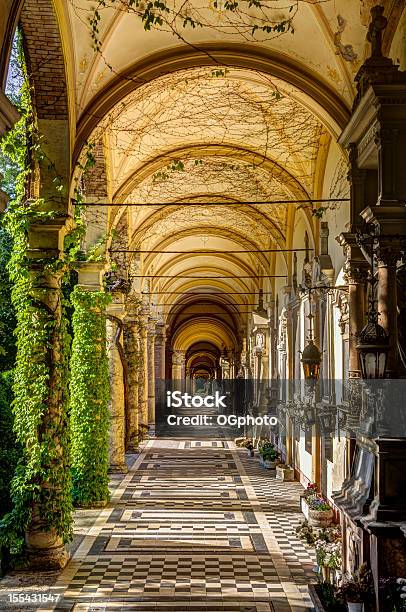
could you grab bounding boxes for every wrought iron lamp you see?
[355,229,389,380]
[356,300,389,379]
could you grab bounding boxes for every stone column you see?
[25,263,70,570]
[123,302,140,451]
[22,220,71,570]
[137,312,149,437]
[106,294,128,473]
[154,323,166,382]
[70,262,111,509]
[338,234,369,378]
[147,321,156,434]
[172,350,185,387]
[375,242,402,376]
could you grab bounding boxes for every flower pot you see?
[276,466,294,481]
[308,507,334,528]
[308,583,327,612]
[347,603,364,612]
[321,566,332,583]
[262,459,277,469]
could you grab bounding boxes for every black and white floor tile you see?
[47,438,315,612]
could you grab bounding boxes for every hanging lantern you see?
[300,289,322,381]
[356,313,389,379]
[355,227,389,379]
[301,339,322,381]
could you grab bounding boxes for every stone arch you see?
[74,42,351,161]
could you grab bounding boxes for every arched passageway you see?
[1,2,406,611]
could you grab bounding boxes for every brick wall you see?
[20,0,68,120]
[83,140,108,199]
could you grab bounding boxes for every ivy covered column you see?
[123,300,140,451]
[3,218,73,570]
[70,262,111,508]
[106,293,128,472]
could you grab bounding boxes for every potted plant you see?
[276,463,294,481]
[243,439,255,457]
[337,565,373,612]
[305,494,334,527]
[258,441,279,468]
[304,482,318,497]
[295,519,317,546]
[315,539,342,584]
[236,437,254,456]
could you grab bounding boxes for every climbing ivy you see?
[70,287,112,507]
[0,28,73,556]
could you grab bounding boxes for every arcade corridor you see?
[48,439,314,612]
[1,2,406,610]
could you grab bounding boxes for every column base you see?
[126,443,140,453]
[75,499,108,509]
[108,462,128,474]
[25,544,70,571]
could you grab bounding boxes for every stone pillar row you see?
[71,264,164,473]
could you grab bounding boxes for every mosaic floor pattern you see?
[47,438,315,612]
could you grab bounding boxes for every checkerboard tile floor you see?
[49,439,315,612]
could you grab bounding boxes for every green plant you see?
[0,371,20,517]
[258,441,279,462]
[240,438,254,449]
[380,577,406,611]
[315,539,342,571]
[0,28,73,557]
[0,227,16,370]
[89,0,299,55]
[295,520,316,545]
[315,582,346,612]
[70,287,112,507]
[338,565,374,604]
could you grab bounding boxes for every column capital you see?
[74,261,107,291]
[361,204,406,234]
[375,240,403,268]
[172,349,185,366]
[106,292,127,318]
[338,232,370,285]
[27,215,73,261]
